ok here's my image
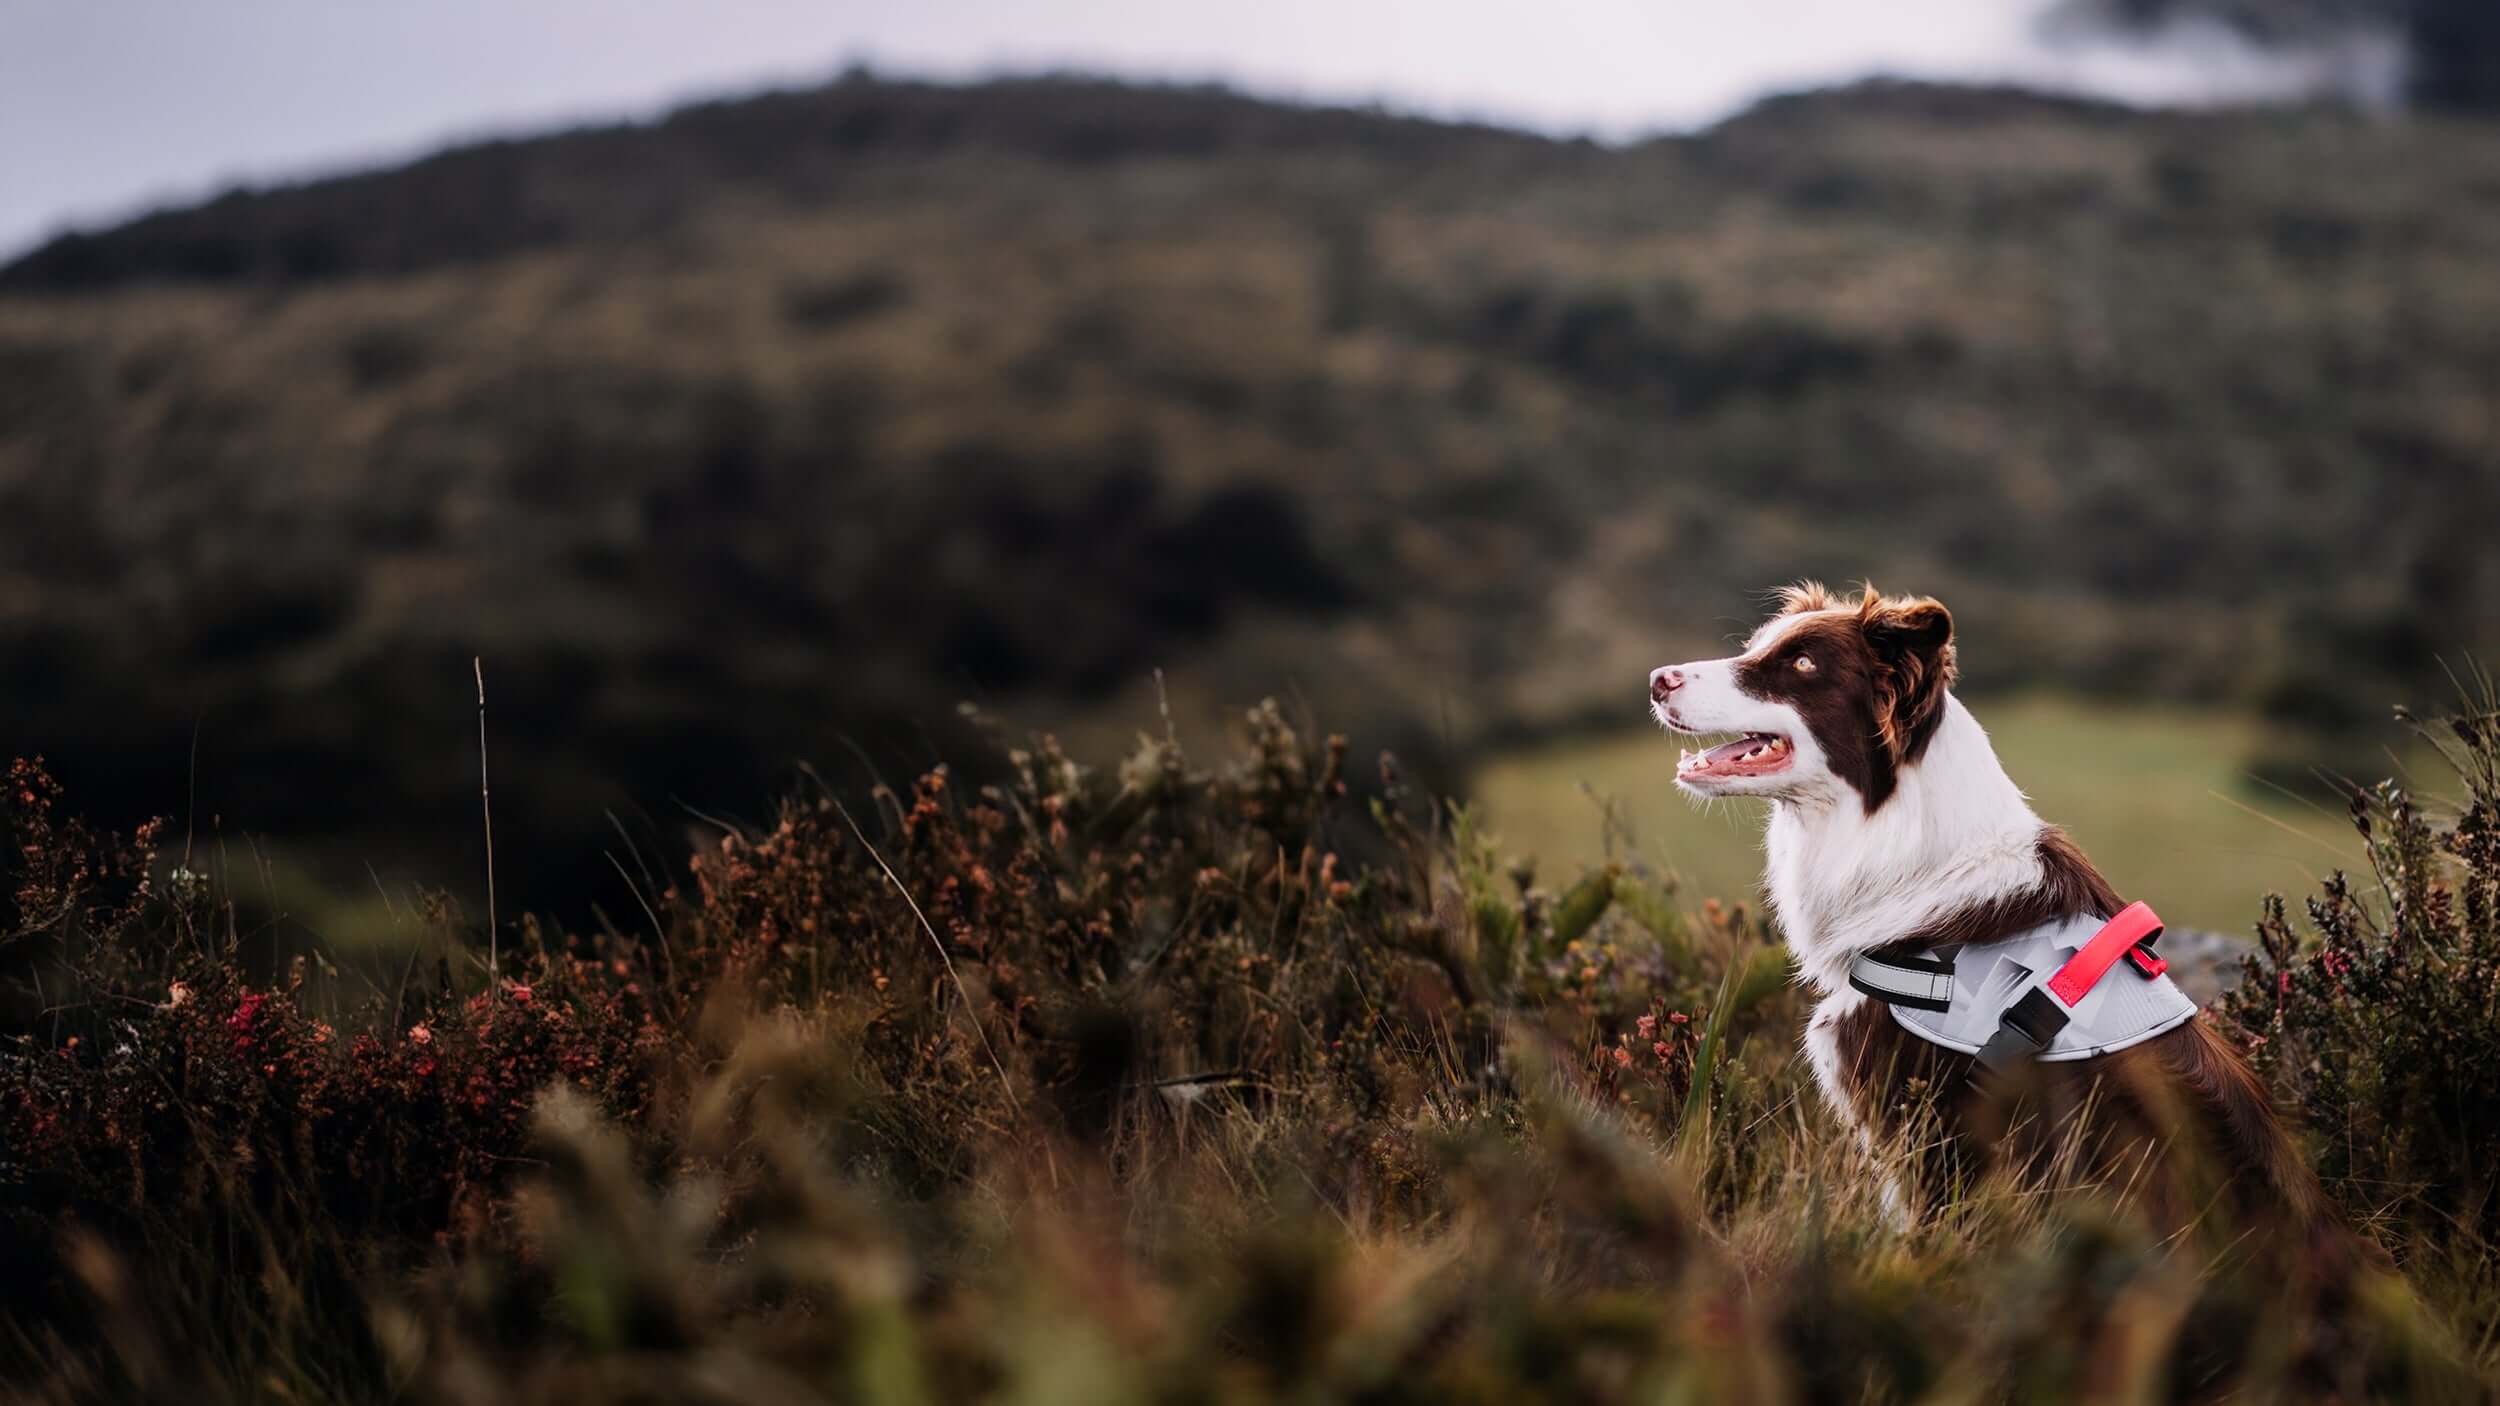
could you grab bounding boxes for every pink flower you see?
[226,991,268,1031]
[408,1024,434,1046]
[507,984,534,1004]
[166,981,193,1009]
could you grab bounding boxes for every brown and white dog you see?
[1650,583,2317,1224]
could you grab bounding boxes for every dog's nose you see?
[1649,667,1684,704]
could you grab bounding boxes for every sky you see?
[0,0,2388,261]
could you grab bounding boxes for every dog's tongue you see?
[1681,733,1790,778]
[1698,738,1758,768]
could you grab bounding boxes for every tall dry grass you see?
[4,689,2497,1403]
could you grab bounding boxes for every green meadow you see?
[1473,694,2422,938]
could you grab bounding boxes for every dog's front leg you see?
[1805,991,1914,1231]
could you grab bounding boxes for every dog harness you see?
[1846,902,2196,1069]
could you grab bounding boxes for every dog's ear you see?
[1861,594,1955,763]
[1864,596,1951,661]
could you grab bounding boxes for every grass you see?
[4,692,2497,1402]
[1471,692,2424,937]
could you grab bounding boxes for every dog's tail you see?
[2157,1017,2334,1226]
[2149,1020,2486,1396]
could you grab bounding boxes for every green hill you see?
[2,73,2494,913]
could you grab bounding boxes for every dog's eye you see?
[1792,655,1817,676]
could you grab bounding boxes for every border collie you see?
[1649,583,2317,1223]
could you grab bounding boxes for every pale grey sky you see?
[0,0,2376,261]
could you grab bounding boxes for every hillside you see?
[3,73,2496,914]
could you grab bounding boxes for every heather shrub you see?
[2215,677,2500,1243]
[0,698,2492,1402]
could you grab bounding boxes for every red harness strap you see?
[2046,901,2166,1005]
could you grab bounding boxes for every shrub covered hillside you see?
[3,75,2498,916]
[4,686,2499,1403]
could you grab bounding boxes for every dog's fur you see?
[1652,583,2321,1226]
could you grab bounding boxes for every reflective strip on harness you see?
[1846,950,1954,1012]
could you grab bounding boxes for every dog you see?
[1649,582,2319,1227]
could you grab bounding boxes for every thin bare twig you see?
[607,809,661,901]
[673,797,748,841]
[183,714,202,871]
[605,851,667,950]
[834,799,1020,1114]
[475,658,498,995]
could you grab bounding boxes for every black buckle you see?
[1973,986,2070,1073]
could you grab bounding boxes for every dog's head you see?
[1649,583,1956,812]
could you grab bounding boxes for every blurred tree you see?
[2052,0,2500,113]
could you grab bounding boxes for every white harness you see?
[1846,908,2197,1064]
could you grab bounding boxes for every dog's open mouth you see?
[1677,732,1793,781]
